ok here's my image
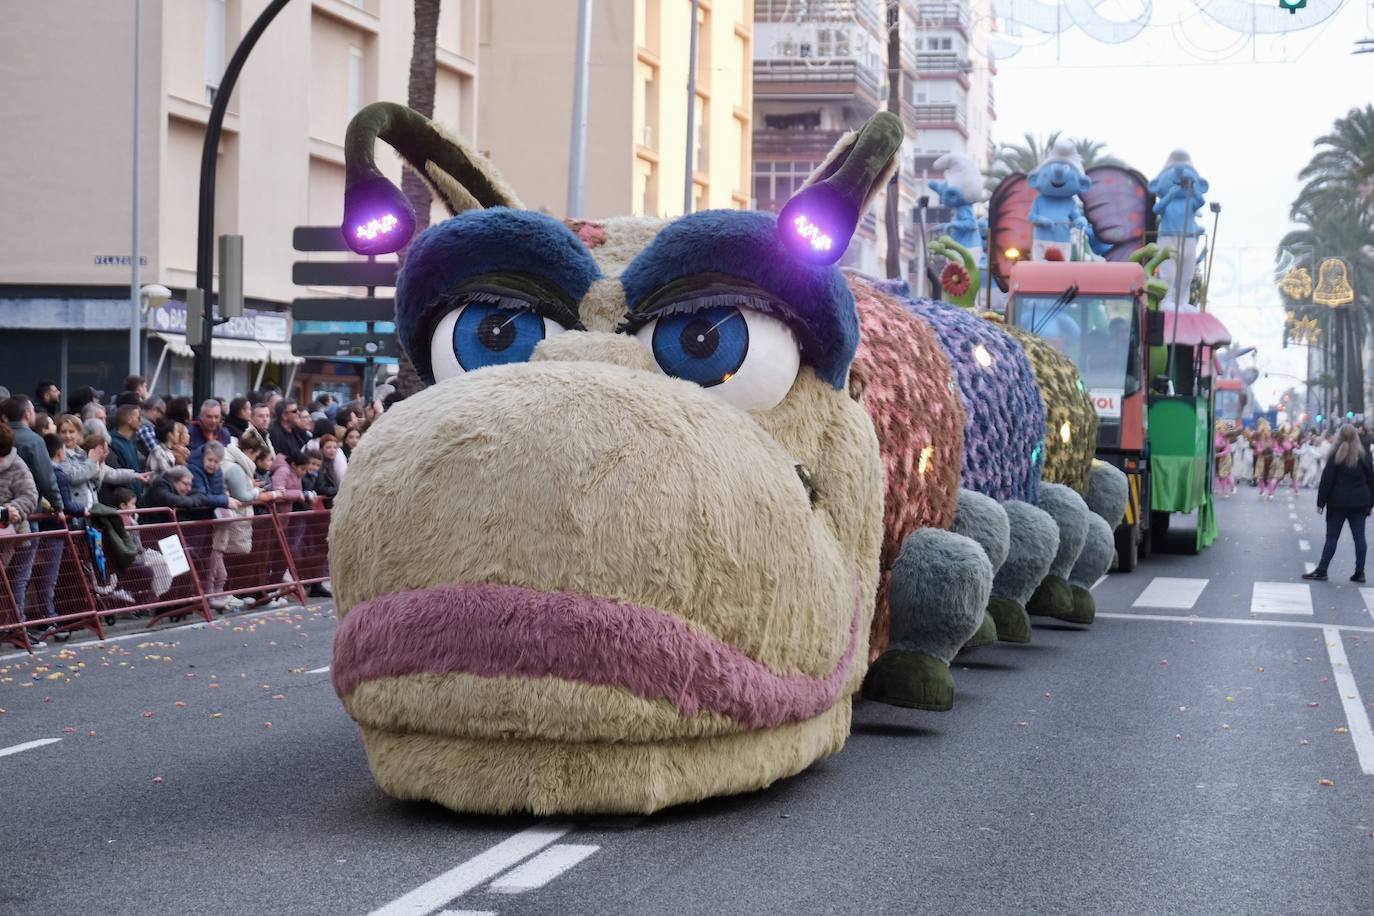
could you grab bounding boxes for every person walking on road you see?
[1304,424,1374,583]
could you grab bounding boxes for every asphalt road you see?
[3,485,1373,916]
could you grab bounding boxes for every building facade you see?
[0,0,479,404]
[751,0,996,285]
[479,0,754,219]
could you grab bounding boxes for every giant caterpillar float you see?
[328,107,1128,815]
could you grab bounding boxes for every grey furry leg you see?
[1064,514,1115,624]
[1028,483,1090,621]
[951,490,1010,652]
[1085,460,1130,527]
[862,528,992,711]
[989,500,1058,643]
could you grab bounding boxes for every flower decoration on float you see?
[941,261,972,297]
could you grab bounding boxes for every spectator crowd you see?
[1,375,392,645]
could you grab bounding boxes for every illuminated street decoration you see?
[1313,258,1355,306]
[1278,267,1313,300]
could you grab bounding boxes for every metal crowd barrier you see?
[0,504,331,654]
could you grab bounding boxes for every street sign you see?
[292,260,398,288]
[290,297,396,322]
[292,226,351,252]
[291,333,399,359]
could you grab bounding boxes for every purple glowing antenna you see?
[342,104,420,255]
[776,112,905,266]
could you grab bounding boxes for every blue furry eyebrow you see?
[617,210,859,390]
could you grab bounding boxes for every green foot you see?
[1027,574,1073,620]
[987,596,1032,644]
[961,610,998,651]
[861,649,954,711]
[1063,585,1096,624]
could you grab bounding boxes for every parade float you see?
[979,143,1231,563]
[324,104,1127,815]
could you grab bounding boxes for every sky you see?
[989,0,1373,407]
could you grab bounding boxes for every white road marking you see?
[488,844,600,894]
[1305,562,1317,574]
[1362,589,1374,623]
[1289,512,1298,520]
[1091,575,1107,591]
[1323,626,1374,776]
[0,738,62,759]
[369,822,570,916]
[1293,522,1304,532]
[305,665,330,674]
[1250,582,1313,616]
[436,912,496,916]
[1299,539,1311,551]
[1097,612,1374,635]
[1133,577,1209,610]
[0,604,315,662]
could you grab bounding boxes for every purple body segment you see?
[879,284,1044,503]
[333,581,863,730]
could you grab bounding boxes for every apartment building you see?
[751,0,996,283]
[479,0,754,219]
[0,0,479,402]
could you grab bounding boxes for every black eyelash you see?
[617,279,800,346]
[427,278,584,345]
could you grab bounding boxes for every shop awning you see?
[152,332,302,364]
[1160,304,1232,348]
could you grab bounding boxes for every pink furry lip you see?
[332,581,862,730]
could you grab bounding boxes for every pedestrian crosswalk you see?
[1113,575,1358,618]
[1133,577,1209,610]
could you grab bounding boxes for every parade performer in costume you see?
[1278,426,1299,496]
[1232,428,1254,487]
[1214,422,1235,497]
[1254,421,1276,499]
[1298,433,1323,489]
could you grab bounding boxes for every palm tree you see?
[1292,105,1374,218]
[985,131,1126,190]
[393,0,443,398]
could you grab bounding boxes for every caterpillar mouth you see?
[332,580,863,731]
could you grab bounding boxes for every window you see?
[817,28,851,58]
[693,97,708,172]
[347,47,365,118]
[798,42,813,58]
[204,0,226,104]
[752,160,819,210]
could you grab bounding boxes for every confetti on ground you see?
[1300,739,1311,746]
[174,701,186,708]
[271,694,285,700]
[141,710,155,718]
[1015,721,1029,727]
[1224,696,1234,702]
[1318,778,1335,787]
[210,713,223,719]
[62,726,76,734]
[1175,734,1183,741]
[1335,726,1350,734]
[263,722,273,729]
[1307,702,1321,708]
[152,776,164,784]
[88,731,96,736]
[1221,724,1231,730]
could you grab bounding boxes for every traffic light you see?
[1347,411,1355,420]
[1315,414,1324,423]
[1278,0,1306,13]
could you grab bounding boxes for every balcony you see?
[907,103,969,137]
[916,52,972,89]
[754,58,883,103]
[753,127,851,162]
[914,2,971,39]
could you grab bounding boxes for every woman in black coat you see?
[1304,424,1374,583]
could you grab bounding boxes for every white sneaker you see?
[112,589,134,603]
[223,596,246,610]
[209,597,228,611]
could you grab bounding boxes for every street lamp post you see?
[192,0,292,407]
[129,0,143,379]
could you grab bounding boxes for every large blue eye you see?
[649,306,749,387]
[635,305,801,411]
[429,302,567,380]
